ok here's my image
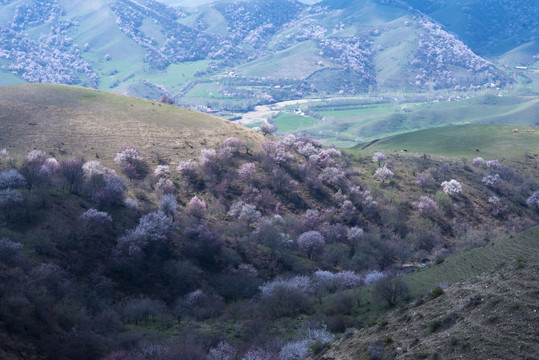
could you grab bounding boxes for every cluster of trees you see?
[109,0,242,69]
[214,0,304,43]
[0,22,98,87]
[0,131,537,359]
[412,16,508,89]
[11,0,64,29]
[318,37,376,86]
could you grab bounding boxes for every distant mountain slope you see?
[0,0,515,104]
[0,83,265,165]
[405,0,539,57]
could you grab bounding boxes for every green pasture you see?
[274,113,320,133]
[358,124,539,159]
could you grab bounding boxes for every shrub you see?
[372,277,409,307]
[238,162,256,181]
[20,150,48,188]
[159,194,177,218]
[153,165,171,178]
[486,159,502,169]
[526,191,539,209]
[0,169,26,189]
[260,122,275,136]
[472,157,485,166]
[373,166,393,184]
[318,166,346,187]
[372,151,386,166]
[58,157,85,193]
[415,172,432,190]
[297,231,325,259]
[155,178,175,196]
[177,159,198,180]
[115,146,148,180]
[80,208,113,226]
[241,348,274,360]
[92,175,126,209]
[158,93,175,104]
[115,211,174,258]
[207,341,237,360]
[279,326,334,360]
[482,174,501,187]
[441,179,462,196]
[228,201,261,224]
[364,270,385,285]
[82,160,115,179]
[414,196,437,217]
[185,196,206,219]
[222,137,243,153]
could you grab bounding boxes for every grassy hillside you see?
[403,225,539,296]
[0,83,265,166]
[358,124,539,159]
[320,237,539,360]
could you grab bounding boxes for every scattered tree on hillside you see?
[260,122,275,136]
[372,277,409,307]
[373,166,393,184]
[115,146,148,180]
[0,169,26,190]
[158,93,175,105]
[527,191,539,210]
[414,196,437,218]
[372,151,386,166]
[415,172,432,190]
[58,157,85,193]
[159,194,177,218]
[441,179,462,196]
[297,230,325,259]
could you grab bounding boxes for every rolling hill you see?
[0,83,265,166]
[0,0,522,107]
[358,124,539,159]
[318,229,539,360]
[0,81,538,360]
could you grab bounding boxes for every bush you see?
[58,157,85,193]
[0,169,26,189]
[297,231,325,259]
[260,277,312,317]
[441,179,462,196]
[372,277,409,307]
[115,147,148,180]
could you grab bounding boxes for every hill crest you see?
[0,83,265,166]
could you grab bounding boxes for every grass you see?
[297,95,539,146]
[350,226,539,321]
[357,124,539,159]
[273,113,319,134]
[0,83,265,167]
[402,226,539,296]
